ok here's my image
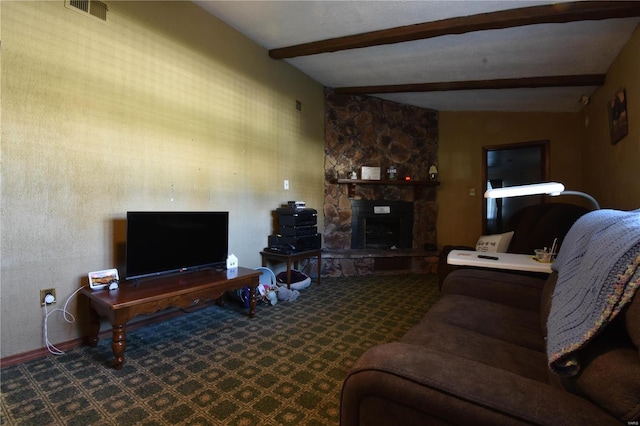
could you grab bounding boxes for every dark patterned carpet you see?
[1,273,440,425]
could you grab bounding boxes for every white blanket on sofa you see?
[547,208,640,376]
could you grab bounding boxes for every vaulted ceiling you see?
[195,1,640,112]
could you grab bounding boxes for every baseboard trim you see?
[0,306,207,368]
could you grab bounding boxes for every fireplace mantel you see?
[335,179,440,197]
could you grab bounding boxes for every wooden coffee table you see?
[81,267,260,369]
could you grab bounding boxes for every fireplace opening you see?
[351,200,413,249]
[364,217,403,249]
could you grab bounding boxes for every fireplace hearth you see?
[350,200,413,249]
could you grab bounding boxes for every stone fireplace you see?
[322,90,439,276]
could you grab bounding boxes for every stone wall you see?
[323,89,439,252]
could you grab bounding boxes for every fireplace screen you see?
[364,217,403,249]
[351,200,413,249]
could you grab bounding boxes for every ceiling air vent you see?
[65,0,108,22]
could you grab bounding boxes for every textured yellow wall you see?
[581,24,640,210]
[1,2,325,358]
[438,112,584,247]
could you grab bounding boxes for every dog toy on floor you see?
[277,286,300,302]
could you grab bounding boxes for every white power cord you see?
[43,286,86,355]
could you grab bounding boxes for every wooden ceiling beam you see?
[333,74,606,95]
[269,2,640,59]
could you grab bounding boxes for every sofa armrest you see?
[441,268,546,311]
[437,245,474,289]
[341,343,618,426]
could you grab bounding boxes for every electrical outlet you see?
[40,288,56,306]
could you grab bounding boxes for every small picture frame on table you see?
[88,268,119,290]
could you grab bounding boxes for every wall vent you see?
[65,0,108,22]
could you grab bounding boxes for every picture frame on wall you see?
[608,88,628,145]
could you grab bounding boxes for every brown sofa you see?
[341,210,640,425]
[437,202,589,288]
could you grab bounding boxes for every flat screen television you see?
[125,211,229,280]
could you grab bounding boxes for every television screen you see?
[125,211,229,280]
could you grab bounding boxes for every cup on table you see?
[534,249,552,263]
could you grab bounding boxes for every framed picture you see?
[88,268,119,290]
[608,88,628,145]
[361,166,381,180]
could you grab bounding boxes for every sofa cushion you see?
[417,295,545,352]
[506,203,589,254]
[442,268,545,312]
[558,314,640,421]
[552,292,640,422]
[401,318,549,382]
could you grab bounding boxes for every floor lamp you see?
[484,182,600,210]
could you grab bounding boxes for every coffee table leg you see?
[112,324,126,370]
[248,285,257,318]
[87,306,100,347]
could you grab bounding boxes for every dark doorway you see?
[482,141,550,234]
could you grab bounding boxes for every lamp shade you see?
[484,182,565,199]
[484,182,600,209]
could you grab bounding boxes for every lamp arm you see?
[483,181,600,210]
[556,191,600,210]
